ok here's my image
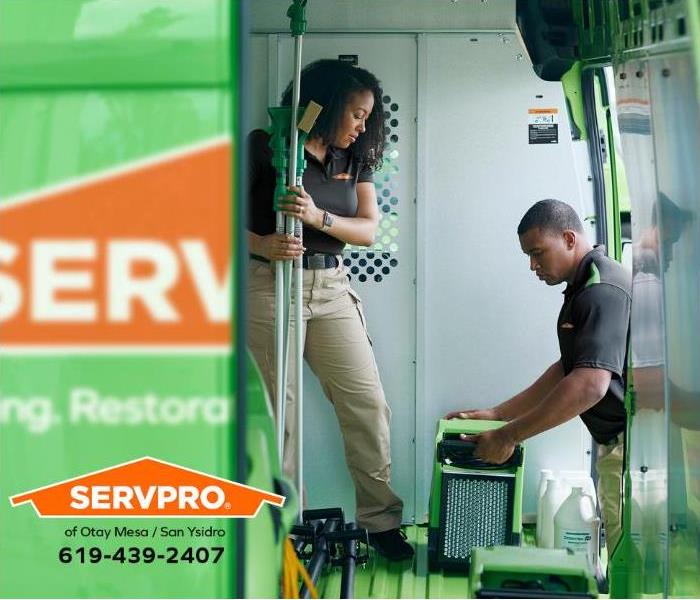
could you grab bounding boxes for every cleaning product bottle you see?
[539,478,569,548]
[536,469,554,546]
[560,469,598,508]
[554,486,597,567]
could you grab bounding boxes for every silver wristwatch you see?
[320,210,334,231]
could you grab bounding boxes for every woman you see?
[247,59,412,561]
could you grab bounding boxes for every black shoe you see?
[368,528,414,561]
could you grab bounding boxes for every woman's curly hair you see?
[281,59,386,170]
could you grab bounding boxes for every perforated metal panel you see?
[345,92,402,283]
[440,473,514,564]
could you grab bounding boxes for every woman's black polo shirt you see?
[247,129,374,255]
[558,246,632,444]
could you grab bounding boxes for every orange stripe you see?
[0,144,232,345]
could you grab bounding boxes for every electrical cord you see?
[282,538,319,599]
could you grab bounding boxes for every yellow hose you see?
[282,538,319,599]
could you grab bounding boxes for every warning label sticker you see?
[528,108,559,144]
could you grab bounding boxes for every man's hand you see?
[460,428,516,464]
[444,408,499,421]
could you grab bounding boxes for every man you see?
[447,199,631,554]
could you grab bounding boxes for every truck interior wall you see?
[415,32,596,520]
[250,0,517,34]
[615,50,700,596]
[249,13,599,522]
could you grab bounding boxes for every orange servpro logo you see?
[0,139,231,348]
[9,457,284,518]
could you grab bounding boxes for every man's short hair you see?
[517,199,584,236]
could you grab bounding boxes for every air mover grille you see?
[440,473,515,564]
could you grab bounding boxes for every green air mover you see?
[469,546,599,598]
[427,419,525,571]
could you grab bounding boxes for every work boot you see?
[368,528,414,561]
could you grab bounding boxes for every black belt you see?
[250,253,339,270]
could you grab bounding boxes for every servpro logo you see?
[9,457,284,518]
[0,139,231,348]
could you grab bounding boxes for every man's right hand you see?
[444,408,500,421]
[254,233,303,261]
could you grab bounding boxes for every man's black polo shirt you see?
[248,129,374,255]
[558,246,632,444]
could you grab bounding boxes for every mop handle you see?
[287,1,307,523]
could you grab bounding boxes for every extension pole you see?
[287,0,307,523]
[274,210,287,461]
[291,34,304,524]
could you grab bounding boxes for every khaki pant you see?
[247,258,403,532]
[596,435,624,554]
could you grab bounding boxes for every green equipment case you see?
[469,546,598,599]
[427,419,525,572]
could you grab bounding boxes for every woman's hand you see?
[279,186,323,228]
[254,233,303,261]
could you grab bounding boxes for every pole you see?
[286,0,308,522]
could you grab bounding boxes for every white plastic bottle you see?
[554,487,598,566]
[535,469,554,546]
[560,470,597,508]
[539,478,569,548]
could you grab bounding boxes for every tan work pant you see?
[247,258,403,532]
[596,435,624,554]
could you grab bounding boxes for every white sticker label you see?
[528,108,559,124]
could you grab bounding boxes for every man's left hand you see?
[460,428,516,464]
